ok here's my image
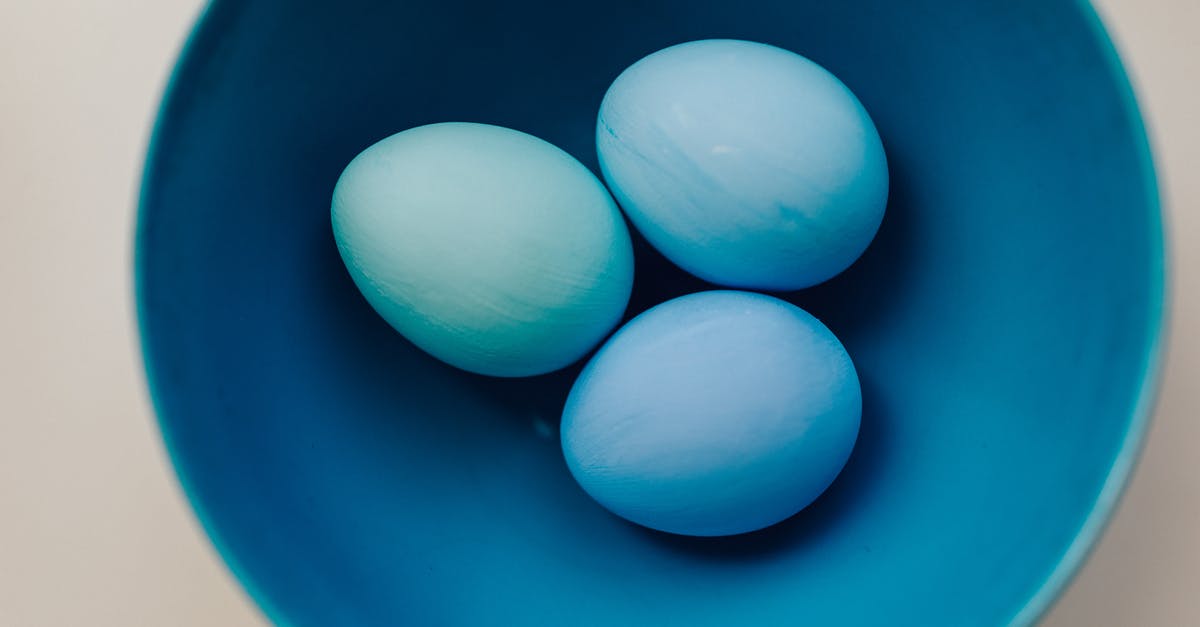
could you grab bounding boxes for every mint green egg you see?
[332,123,634,377]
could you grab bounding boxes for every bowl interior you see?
[138,0,1163,624]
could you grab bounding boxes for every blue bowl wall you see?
[137,0,1164,625]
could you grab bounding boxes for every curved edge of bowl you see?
[133,1,295,626]
[133,1,1170,626]
[1007,1,1170,625]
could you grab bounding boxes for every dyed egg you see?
[597,39,889,290]
[560,290,861,536]
[332,122,634,377]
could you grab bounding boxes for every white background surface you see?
[0,0,1196,625]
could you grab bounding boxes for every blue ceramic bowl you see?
[137,1,1165,625]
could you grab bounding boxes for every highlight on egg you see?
[597,39,889,291]
[561,290,862,536]
[332,122,634,378]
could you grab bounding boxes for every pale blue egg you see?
[332,123,634,377]
[560,290,861,536]
[597,39,889,290]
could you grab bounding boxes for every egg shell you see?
[333,122,634,377]
[561,290,862,536]
[597,39,889,290]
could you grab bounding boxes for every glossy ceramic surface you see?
[137,0,1164,624]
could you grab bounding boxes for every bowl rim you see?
[132,1,1169,625]
[1007,2,1169,623]
[135,1,290,624]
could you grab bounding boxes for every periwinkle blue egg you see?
[332,123,634,377]
[561,290,861,537]
[597,39,889,290]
